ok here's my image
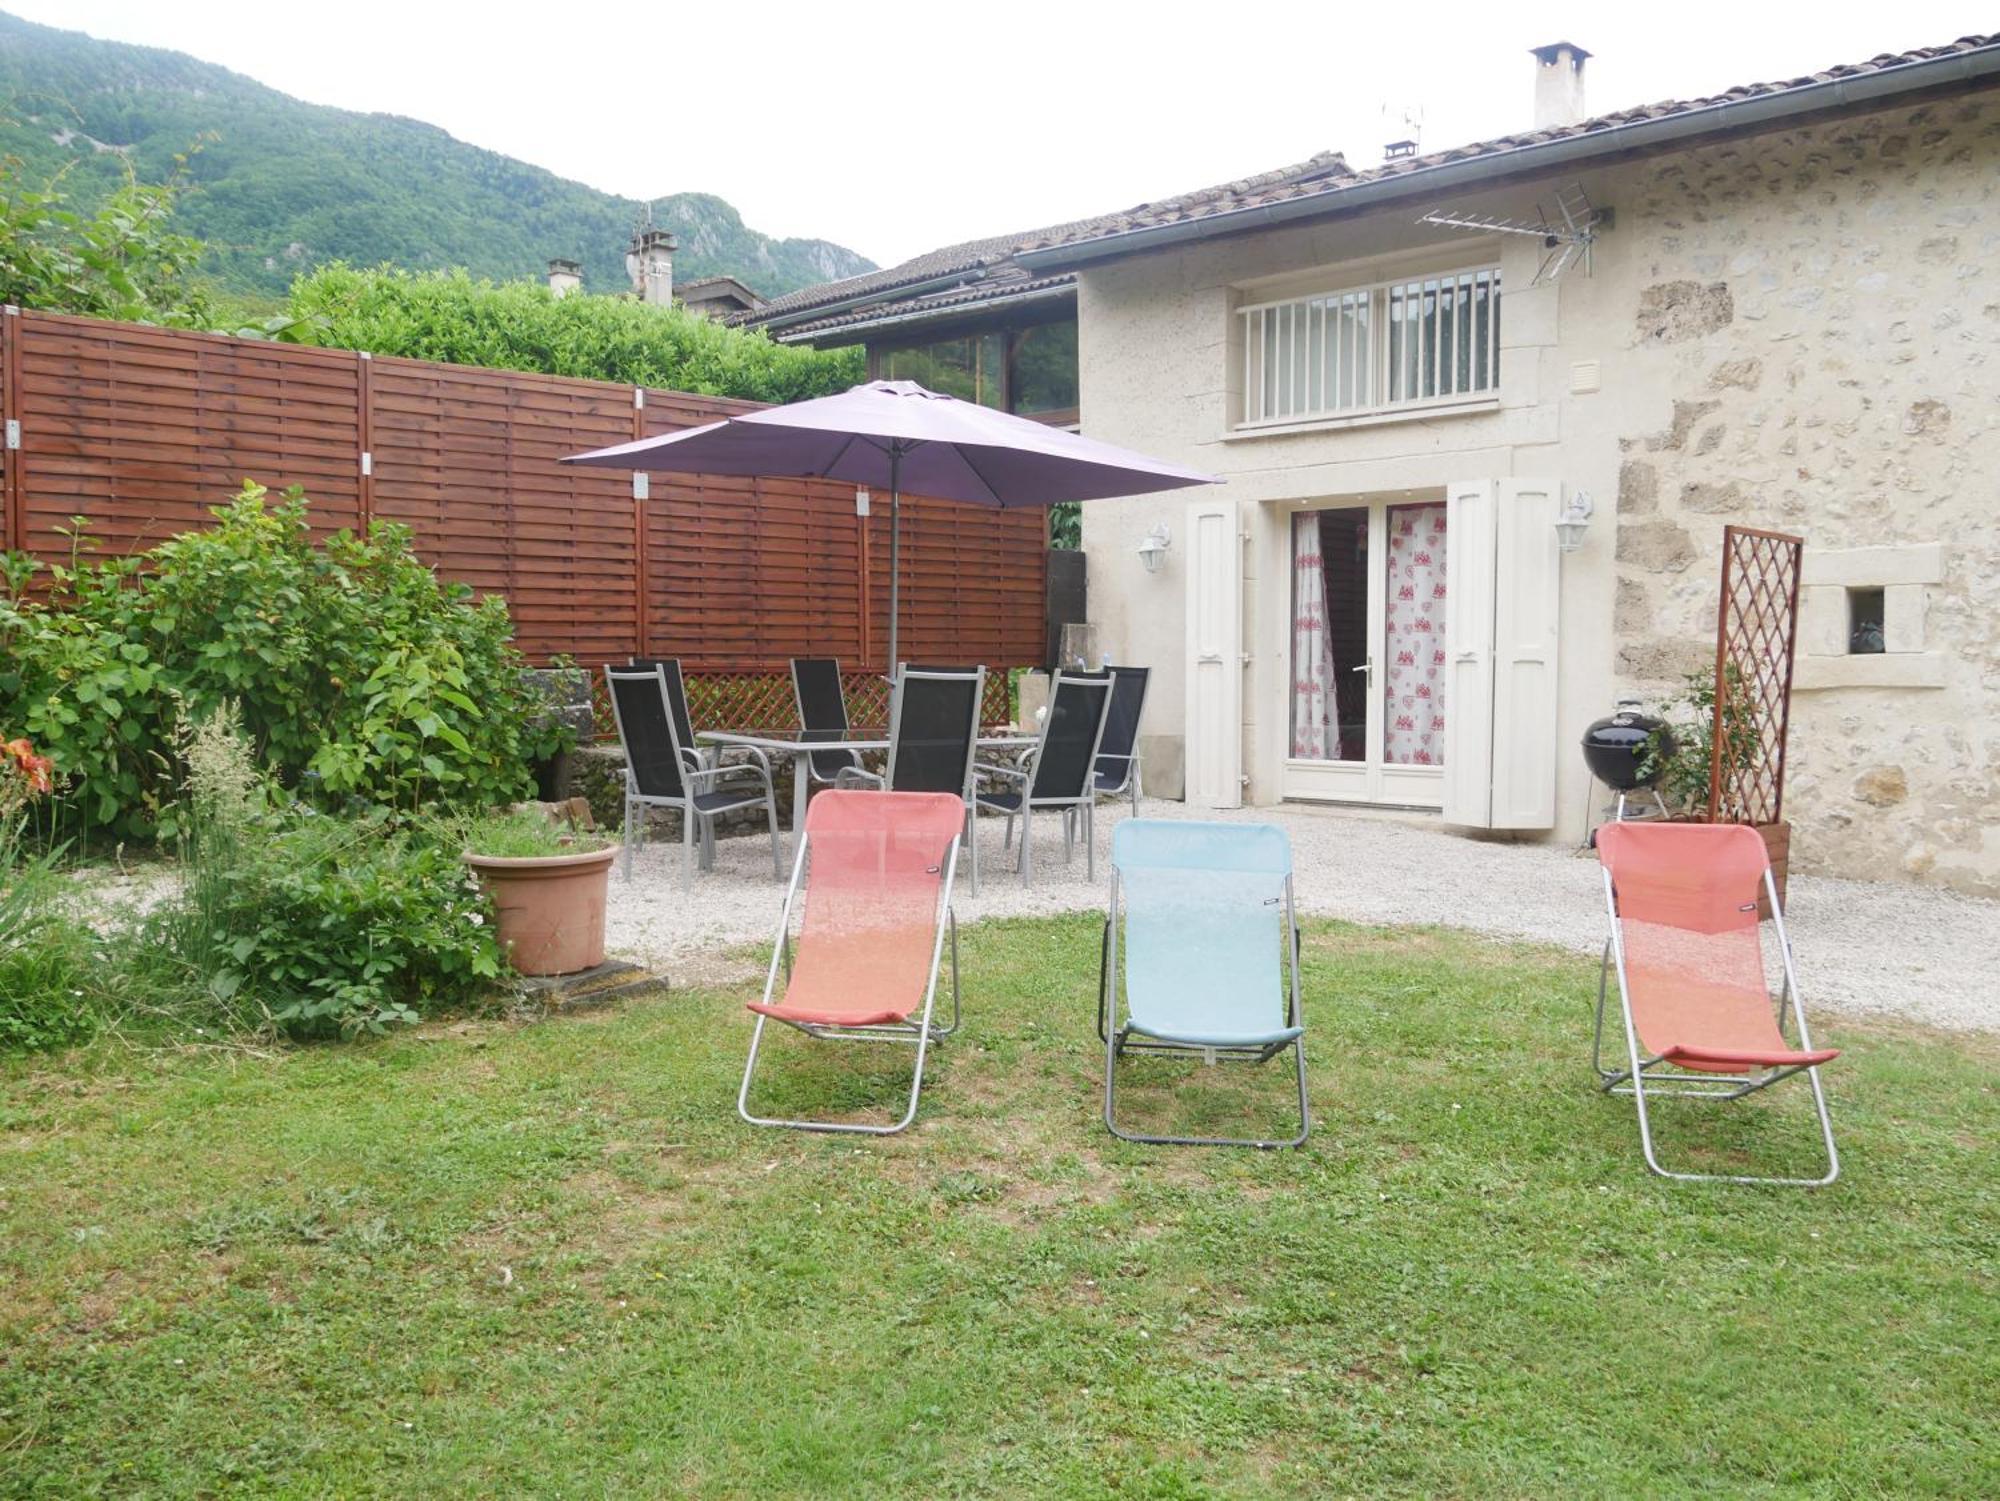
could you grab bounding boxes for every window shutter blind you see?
[1184,499,1243,809]
[1441,480,1498,825]
[1491,479,1562,828]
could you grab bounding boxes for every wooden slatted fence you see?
[0,308,1046,724]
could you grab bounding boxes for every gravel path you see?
[607,800,2000,1033]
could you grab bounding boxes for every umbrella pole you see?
[888,445,902,670]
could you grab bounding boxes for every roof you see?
[677,275,766,309]
[749,33,2000,343]
[733,152,1352,342]
[1017,33,2000,269]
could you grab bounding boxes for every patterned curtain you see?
[1384,504,1448,766]
[1290,512,1333,758]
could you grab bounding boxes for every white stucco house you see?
[750,34,2000,897]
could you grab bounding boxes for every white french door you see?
[1282,498,1449,808]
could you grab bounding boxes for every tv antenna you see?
[1417,182,1610,284]
[1378,100,1424,159]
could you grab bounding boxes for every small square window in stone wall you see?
[1847,587,1885,655]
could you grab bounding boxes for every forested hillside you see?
[0,11,872,303]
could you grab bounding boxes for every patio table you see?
[699,728,1037,858]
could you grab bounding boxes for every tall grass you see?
[0,738,104,1050]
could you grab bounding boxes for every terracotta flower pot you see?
[463,846,615,976]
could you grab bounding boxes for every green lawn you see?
[1,916,1994,1498]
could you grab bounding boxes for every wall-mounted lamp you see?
[1555,490,1594,554]
[1137,521,1172,574]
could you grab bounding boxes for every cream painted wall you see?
[1077,93,1999,893]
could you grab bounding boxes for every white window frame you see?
[1234,265,1502,431]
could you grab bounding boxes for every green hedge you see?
[289,265,863,402]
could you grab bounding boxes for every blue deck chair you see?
[1098,820,1309,1148]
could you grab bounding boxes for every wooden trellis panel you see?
[1708,525,1804,827]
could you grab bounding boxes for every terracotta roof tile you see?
[735,152,1349,329]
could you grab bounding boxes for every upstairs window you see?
[881,333,1007,408]
[877,318,1078,424]
[1237,266,1501,428]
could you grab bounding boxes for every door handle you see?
[1350,657,1374,685]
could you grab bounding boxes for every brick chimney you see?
[1530,42,1591,130]
[546,258,582,298]
[626,222,676,306]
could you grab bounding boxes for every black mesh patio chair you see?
[976,670,1115,885]
[839,666,988,893]
[1093,665,1151,816]
[627,657,709,772]
[790,657,863,786]
[605,665,781,888]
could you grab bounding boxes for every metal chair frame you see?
[838,666,988,895]
[605,665,782,889]
[1097,864,1310,1150]
[626,657,711,773]
[1595,864,1839,1187]
[1092,665,1152,818]
[738,830,963,1136]
[789,656,864,787]
[975,670,1115,886]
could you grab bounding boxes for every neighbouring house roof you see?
[677,275,767,311]
[1016,33,2000,271]
[748,33,2000,344]
[733,153,1353,343]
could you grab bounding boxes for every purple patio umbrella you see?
[562,379,1213,665]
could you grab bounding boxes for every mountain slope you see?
[0,11,873,301]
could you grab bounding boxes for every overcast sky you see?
[15,1,1994,269]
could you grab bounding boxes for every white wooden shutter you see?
[1440,480,1497,825]
[1183,498,1243,809]
[1491,479,1562,828]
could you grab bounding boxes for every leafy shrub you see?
[0,155,217,328]
[0,482,570,839]
[288,264,863,403]
[1639,664,1761,817]
[151,706,503,1038]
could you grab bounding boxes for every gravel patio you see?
[608,799,2000,1034]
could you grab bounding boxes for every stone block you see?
[1798,585,1847,656]
[1617,460,1658,516]
[1636,280,1735,343]
[1707,357,1763,390]
[1801,542,1944,587]
[1679,480,1748,514]
[1884,584,1929,653]
[1903,399,1950,436]
[1853,766,1909,807]
[1617,637,1711,682]
[1615,520,1699,574]
[1614,576,1653,634]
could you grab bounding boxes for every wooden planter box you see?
[1754,820,1790,921]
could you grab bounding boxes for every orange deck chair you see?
[1594,822,1839,1186]
[737,789,967,1135]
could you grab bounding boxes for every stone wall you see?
[1611,97,2000,894]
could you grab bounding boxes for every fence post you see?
[857,487,871,670]
[633,388,650,659]
[356,351,374,532]
[1,305,20,552]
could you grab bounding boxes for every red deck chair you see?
[1595,822,1839,1186]
[737,790,967,1135]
